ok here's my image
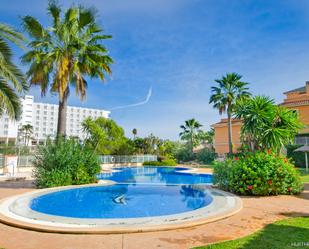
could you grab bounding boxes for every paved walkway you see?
[0,181,308,249]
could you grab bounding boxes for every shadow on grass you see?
[198,217,309,249]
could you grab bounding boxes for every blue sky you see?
[1,0,309,139]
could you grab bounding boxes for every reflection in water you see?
[30,184,213,219]
[98,167,213,185]
[180,185,212,209]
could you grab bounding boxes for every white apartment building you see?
[0,95,110,145]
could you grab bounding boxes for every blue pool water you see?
[30,184,213,218]
[97,166,213,185]
[30,167,214,219]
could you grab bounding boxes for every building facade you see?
[211,118,243,155]
[212,81,309,155]
[280,81,309,137]
[0,95,110,145]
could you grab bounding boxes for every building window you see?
[44,111,47,115]
[36,110,40,114]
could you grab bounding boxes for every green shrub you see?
[286,144,306,168]
[213,159,234,191]
[174,146,195,162]
[33,138,101,188]
[213,152,303,196]
[196,148,216,164]
[143,158,177,166]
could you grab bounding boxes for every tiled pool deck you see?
[0,179,308,249]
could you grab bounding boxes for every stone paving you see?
[0,180,308,249]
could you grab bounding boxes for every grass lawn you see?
[193,217,309,249]
[298,168,309,183]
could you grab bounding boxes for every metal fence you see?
[99,155,157,164]
[18,155,35,167]
[0,156,4,168]
[0,155,157,168]
[295,136,309,145]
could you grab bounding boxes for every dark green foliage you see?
[286,144,306,168]
[82,117,128,155]
[33,138,101,188]
[213,151,303,196]
[196,148,216,164]
[235,96,303,153]
[143,158,177,166]
[174,145,195,162]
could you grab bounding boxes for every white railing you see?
[0,154,158,168]
[99,155,157,164]
[18,155,35,167]
[295,136,309,145]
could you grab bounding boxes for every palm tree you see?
[19,124,33,146]
[21,1,113,137]
[132,128,137,139]
[209,73,251,155]
[0,23,28,119]
[179,119,202,153]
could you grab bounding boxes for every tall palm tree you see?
[179,119,202,153]
[209,73,251,155]
[0,23,27,119]
[132,128,137,139]
[21,1,113,137]
[19,124,33,146]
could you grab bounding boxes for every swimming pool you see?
[0,167,242,233]
[97,166,213,185]
[30,184,213,218]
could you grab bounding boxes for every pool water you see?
[30,184,213,218]
[30,167,214,219]
[97,166,213,185]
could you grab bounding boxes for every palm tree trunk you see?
[57,88,69,138]
[227,106,233,155]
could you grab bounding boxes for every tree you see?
[0,23,28,119]
[179,119,202,153]
[132,128,137,139]
[197,128,215,146]
[234,95,303,153]
[22,1,113,137]
[82,117,127,155]
[209,73,251,155]
[19,124,33,146]
[132,134,162,155]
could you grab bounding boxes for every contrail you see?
[110,87,152,110]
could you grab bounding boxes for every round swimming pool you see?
[0,167,242,233]
[30,184,213,218]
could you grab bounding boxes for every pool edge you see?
[0,184,242,234]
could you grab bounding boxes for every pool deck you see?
[0,180,308,249]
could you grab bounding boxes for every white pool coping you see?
[0,181,242,233]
